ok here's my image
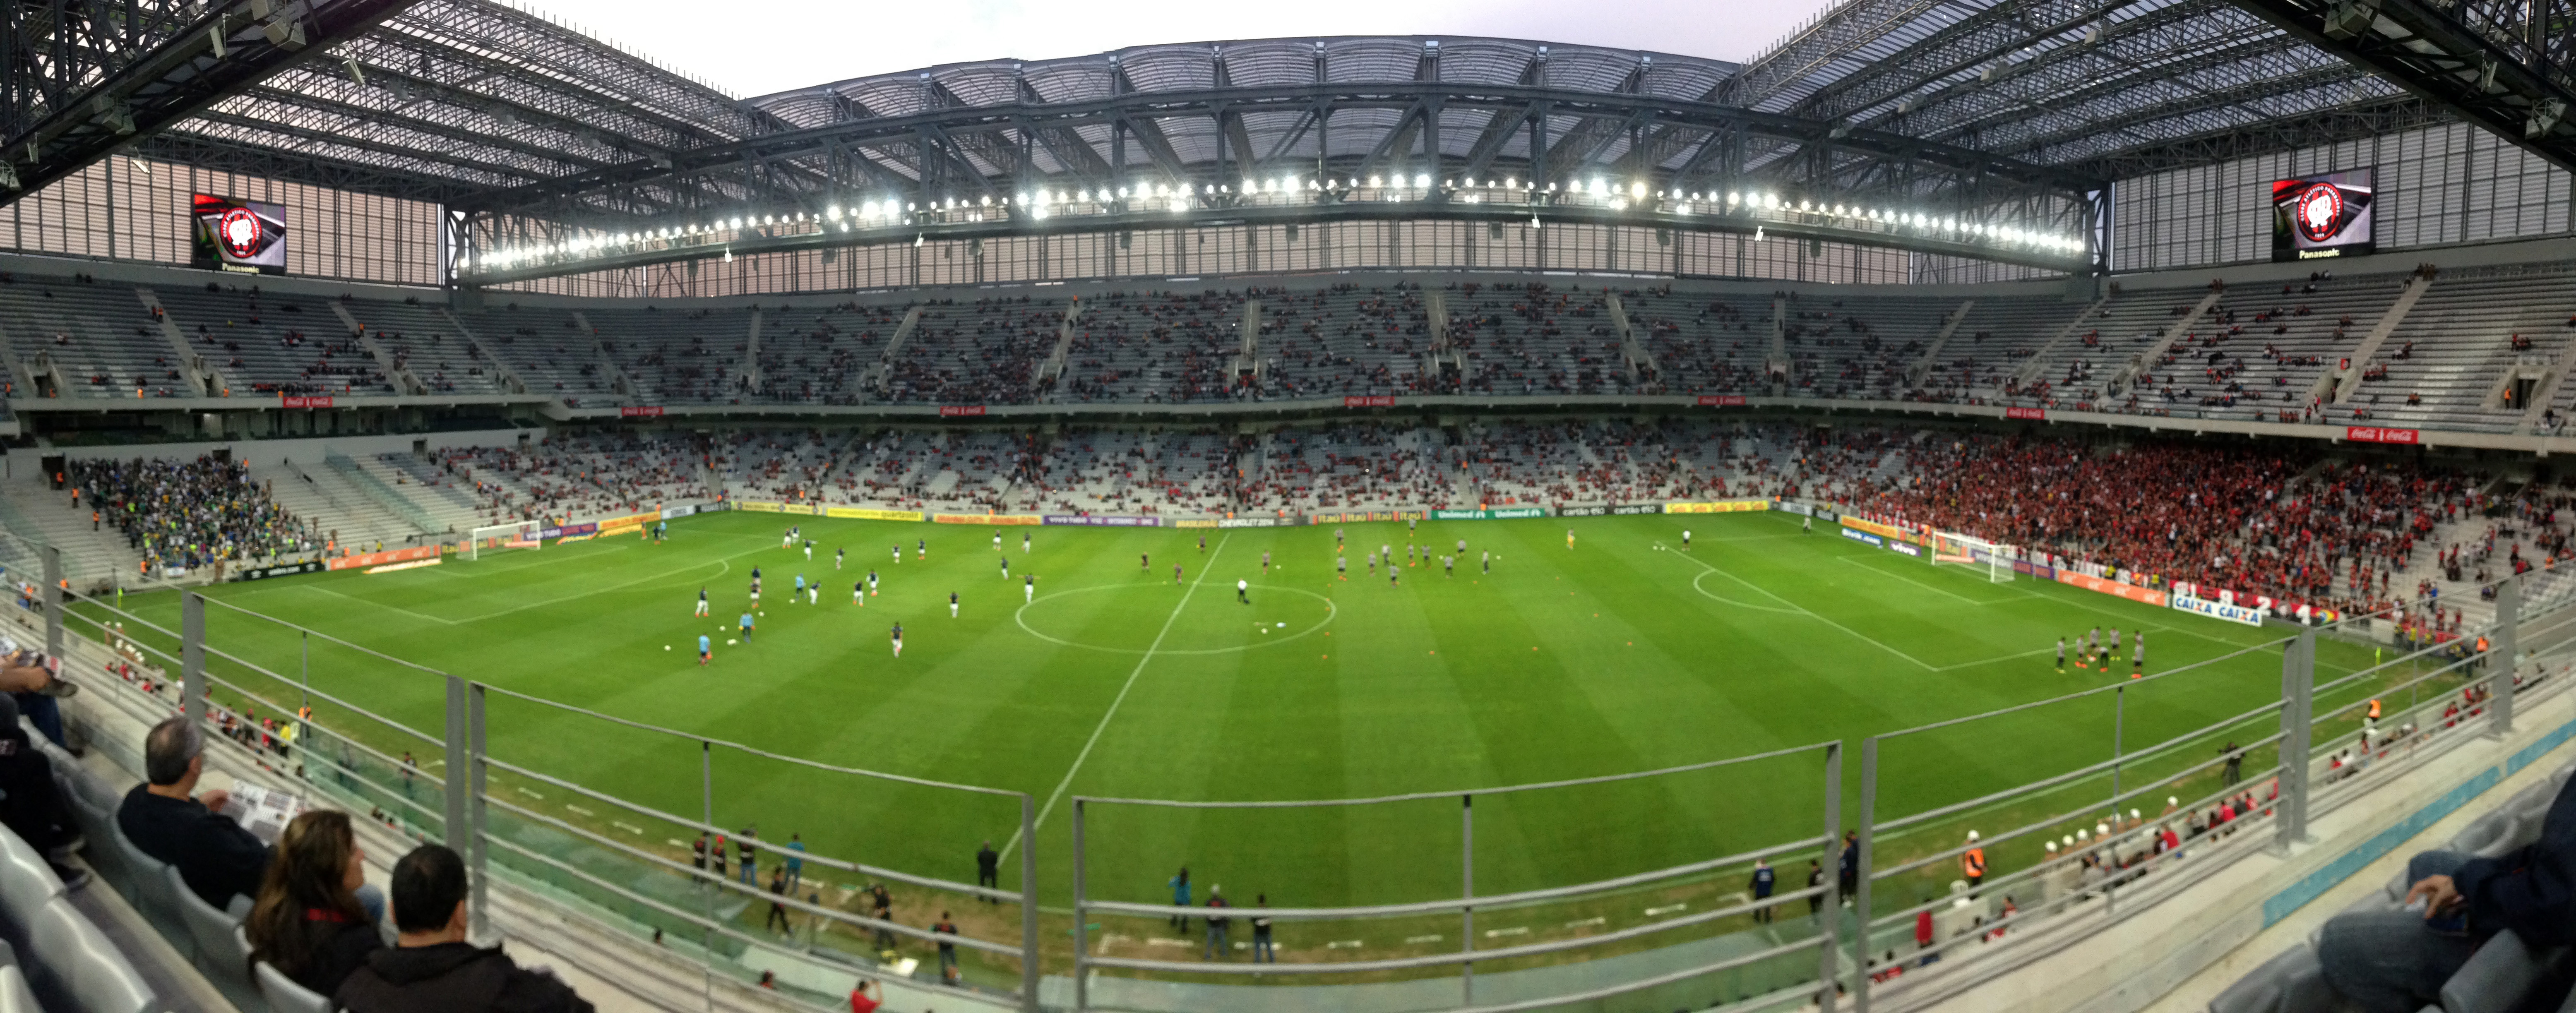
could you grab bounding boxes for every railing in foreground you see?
[13,527,2574,1013]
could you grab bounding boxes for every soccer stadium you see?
[6,1,2576,1012]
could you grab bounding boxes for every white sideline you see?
[998,534,1230,862]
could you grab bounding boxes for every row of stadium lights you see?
[470,177,2083,269]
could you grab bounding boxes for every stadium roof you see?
[11,0,2565,278]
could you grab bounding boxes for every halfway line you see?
[1000,534,1230,862]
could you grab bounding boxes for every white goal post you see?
[467,522,544,561]
[1931,531,2017,583]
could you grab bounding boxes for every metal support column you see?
[181,592,205,727]
[1817,741,1843,1013]
[1020,794,1040,1013]
[2107,684,2126,917]
[699,740,715,1013]
[1852,737,1879,1013]
[300,631,310,713]
[2491,577,2520,736]
[2111,684,2126,806]
[40,547,62,662]
[442,675,468,852]
[1072,799,1089,1013]
[2276,629,2317,848]
[1461,793,1475,1007]
[466,683,489,941]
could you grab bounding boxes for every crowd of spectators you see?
[70,455,315,573]
[1840,433,2485,626]
[436,434,710,525]
[884,297,1061,405]
[1062,289,1258,403]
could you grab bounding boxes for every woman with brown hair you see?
[244,809,382,994]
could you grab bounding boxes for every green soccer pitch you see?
[80,507,2403,977]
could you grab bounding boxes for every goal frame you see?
[467,522,543,561]
[1931,531,2016,583]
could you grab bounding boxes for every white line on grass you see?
[1834,556,2036,606]
[293,555,735,626]
[1659,543,1937,669]
[998,534,1230,863]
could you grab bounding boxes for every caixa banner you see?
[2172,592,2266,627]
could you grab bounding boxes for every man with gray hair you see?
[117,716,272,909]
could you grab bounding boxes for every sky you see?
[521,0,1847,99]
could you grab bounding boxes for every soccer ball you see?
[1276,622,1286,628]
[663,645,670,651]
[726,639,738,646]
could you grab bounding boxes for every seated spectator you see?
[246,810,381,994]
[0,633,79,749]
[0,696,84,887]
[118,717,271,910]
[2319,773,2576,1011]
[337,844,592,1013]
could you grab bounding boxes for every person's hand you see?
[2405,874,2462,917]
[198,787,231,813]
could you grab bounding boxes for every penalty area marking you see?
[1834,555,2038,606]
[1661,540,2045,672]
[1012,583,1336,655]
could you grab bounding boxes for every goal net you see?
[1932,531,2016,583]
[467,522,543,561]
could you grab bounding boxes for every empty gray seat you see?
[24,898,154,1013]
[103,828,168,926]
[2450,813,2512,854]
[60,797,120,891]
[256,959,335,1013]
[2506,782,2554,819]
[165,864,249,984]
[0,965,35,1013]
[0,825,62,927]
[2438,928,2569,1013]
[2211,942,2320,1013]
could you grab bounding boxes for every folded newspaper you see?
[219,782,306,844]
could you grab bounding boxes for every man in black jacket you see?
[2319,771,2576,1013]
[337,844,592,1013]
[117,717,269,910]
[0,695,83,888]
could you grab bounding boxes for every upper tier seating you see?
[154,284,394,398]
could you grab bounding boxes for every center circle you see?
[1014,583,1338,655]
